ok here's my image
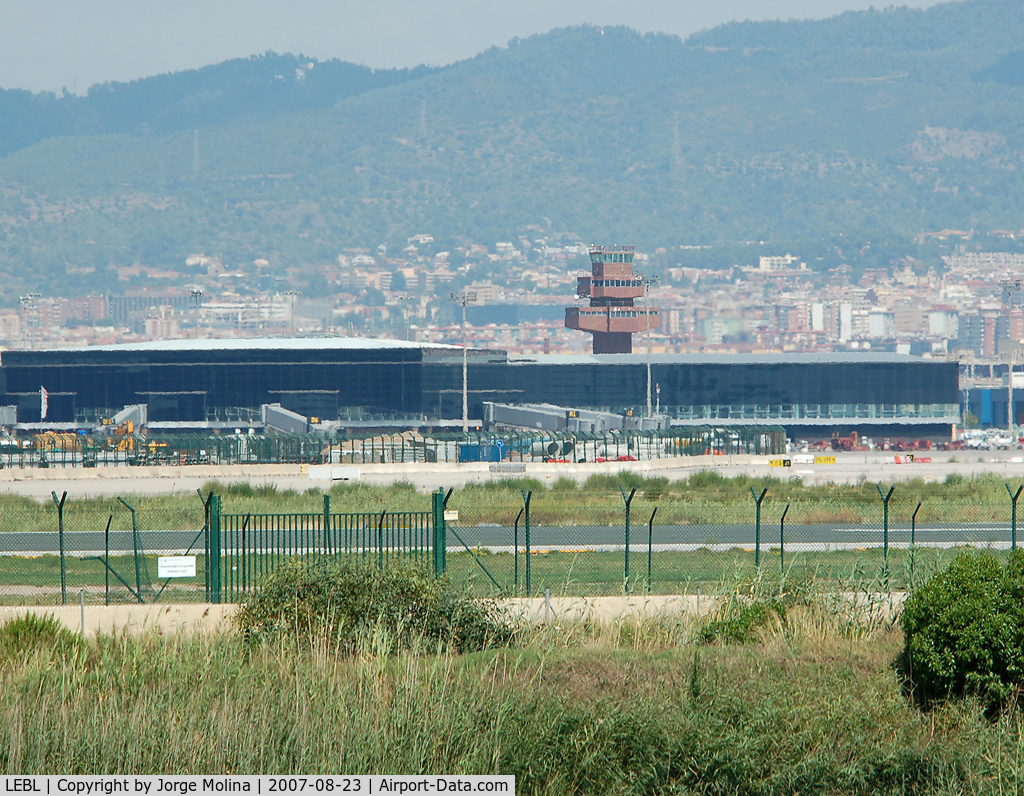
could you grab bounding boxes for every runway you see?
[2,450,1024,500]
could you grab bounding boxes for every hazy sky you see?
[3,0,946,94]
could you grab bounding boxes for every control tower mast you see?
[564,244,659,354]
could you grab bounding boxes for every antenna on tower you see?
[192,130,200,179]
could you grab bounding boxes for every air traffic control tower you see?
[564,244,659,354]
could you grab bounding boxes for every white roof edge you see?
[42,337,459,353]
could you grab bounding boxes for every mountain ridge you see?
[2,0,1024,301]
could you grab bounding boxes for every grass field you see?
[3,471,1024,604]
[2,471,1024,529]
[2,595,1023,792]
[0,545,1001,605]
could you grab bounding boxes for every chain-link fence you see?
[0,426,785,468]
[0,493,208,605]
[444,486,1024,596]
[4,484,1024,604]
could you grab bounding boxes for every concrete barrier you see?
[0,603,236,638]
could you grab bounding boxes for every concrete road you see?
[2,523,1009,557]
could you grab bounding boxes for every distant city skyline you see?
[3,0,946,94]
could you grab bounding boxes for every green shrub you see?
[900,550,1024,710]
[0,612,81,662]
[480,477,543,492]
[641,476,669,500]
[698,599,784,644]
[696,572,814,644]
[687,470,730,490]
[550,476,577,492]
[582,471,647,492]
[234,559,513,653]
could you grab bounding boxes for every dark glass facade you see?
[0,345,423,422]
[0,345,958,424]
[499,356,957,410]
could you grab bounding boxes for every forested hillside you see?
[2,0,1024,299]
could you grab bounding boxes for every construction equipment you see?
[108,420,136,452]
[830,431,859,452]
[35,431,82,452]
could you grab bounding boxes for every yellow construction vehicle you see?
[108,420,136,452]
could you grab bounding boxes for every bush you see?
[697,572,815,644]
[480,477,543,492]
[900,551,1024,710]
[0,613,81,662]
[641,476,669,500]
[235,559,513,653]
[698,598,784,644]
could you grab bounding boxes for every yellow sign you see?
[769,459,792,467]
[813,456,837,465]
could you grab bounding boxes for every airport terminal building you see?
[0,339,960,438]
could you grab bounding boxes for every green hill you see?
[2,0,1024,299]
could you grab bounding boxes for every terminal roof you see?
[513,352,943,366]
[46,337,458,353]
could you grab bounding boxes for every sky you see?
[3,0,947,95]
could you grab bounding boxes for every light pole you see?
[285,290,301,334]
[393,294,416,341]
[18,295,29,350]
[1001,279,1021,435]
[449,291,477,432]
[642,276,659,418]
[190,289,203,339]
[19,293,40,350]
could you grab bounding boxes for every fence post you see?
[621,487,637,591]
[209,494,222,604]
[200,490,212,602]
[377,510,388,569]
[323,493,331,556]
[513,507,524,594]
[432,489,448,577]
[876,485,895,572]
[1006,484,1023,550]
[911,501,922,591]
[647,507,658,589]
[104,514,112,606]
[51,490,67,605]
[751,487,768,568]
[780,503,790,574]
[522,489,533,596]
[117,497,143,602]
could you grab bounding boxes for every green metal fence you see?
[0,426,786,468]
[214,495,438,602]
[6,483,1024,604]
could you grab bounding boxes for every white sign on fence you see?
[158,555,197,578]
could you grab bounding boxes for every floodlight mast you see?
[190,289,203,339]
[1001,278,1022,436]
[284,290,302,334]
[449,291,477,432]
[643,275,659,418]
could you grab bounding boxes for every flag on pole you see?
[40,386,48,420]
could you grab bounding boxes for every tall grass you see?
[2,590,1024,792]
[2,471,1022,532]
